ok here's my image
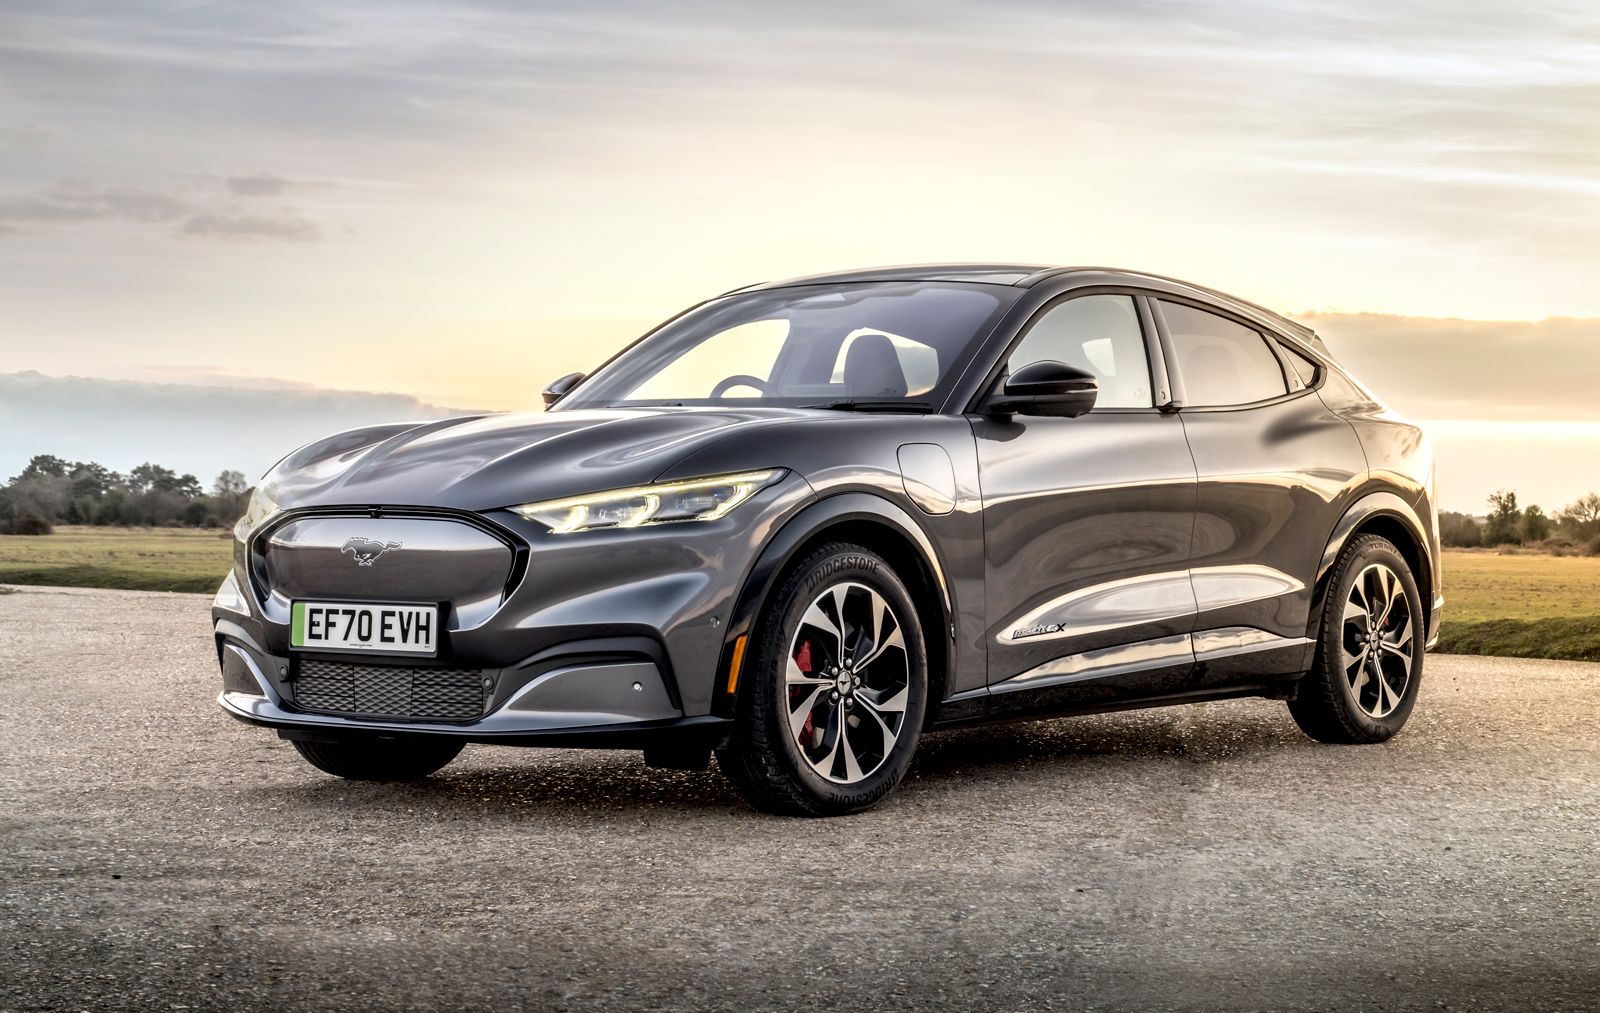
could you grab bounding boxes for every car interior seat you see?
[843,333,908,397]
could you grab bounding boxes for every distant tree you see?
[93,490,128,526]
[68,461,119,500]
[13,454,70,481]
[4,455,247,530]
[214,470,248,497]
[1521,504,1552,542]
[1,475,67,529]
[1483,489,1522,546]
[7,510,52,536]
[171,473,203,499]
[1438,511,1481,548]
[210,469,250,525]
[1558,493,1600,540]
[127,462,175,496]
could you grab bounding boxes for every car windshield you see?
[555,281,1020,410]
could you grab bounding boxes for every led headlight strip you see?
[510,470,784,534]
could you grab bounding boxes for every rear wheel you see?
[718,542,928,816]
[1289,534,1424,743]
[290,736,464,780]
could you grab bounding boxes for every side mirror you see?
[541,372,585,408]
[984,360,1098,418]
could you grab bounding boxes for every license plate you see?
[291,601,438,655]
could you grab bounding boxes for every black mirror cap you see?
[985,360,1099,418]
[541,372,586,408]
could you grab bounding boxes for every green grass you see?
[0,525,233,593]
[1434,550,1600,662]
[3,532,1598,661]
[1435,616,1600,663]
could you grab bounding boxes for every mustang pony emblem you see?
[341,536,403,566]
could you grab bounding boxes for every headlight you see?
[510,470,784,534]
[235,485,281,537]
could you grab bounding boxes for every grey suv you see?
[215,264,1441,816]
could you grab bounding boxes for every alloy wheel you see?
[785,581,911,784]
[1341,562,1415,719]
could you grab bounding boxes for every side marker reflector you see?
[725,634,748,696]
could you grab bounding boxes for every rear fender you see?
[1310,491,1437,647]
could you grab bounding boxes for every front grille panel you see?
[257,514,517,630]
[293,659,486,721]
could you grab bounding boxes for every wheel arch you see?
[1309,491,1436,642]
[712,492,954,723]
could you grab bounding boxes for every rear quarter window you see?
[1278,341,1321,388]
[1159,300,1288,407]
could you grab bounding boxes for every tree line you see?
[0,454,250,535]
[1440,490,1600,554]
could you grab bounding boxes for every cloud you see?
[181,212,320,241]
[0,184,188,225]
[225,172,291,196]
[1307,312,1600,422]
[0,180,323,241]
[0,371,473,483]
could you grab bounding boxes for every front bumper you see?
[214,476,812,745]
[216,620,731,747]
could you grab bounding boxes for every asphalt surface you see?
[2,584,1597,1012]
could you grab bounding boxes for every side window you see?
[1278,341,1321,387]
[1159,301,1288,407]
[1005,295,1152,409]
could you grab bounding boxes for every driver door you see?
[970,293,1199,710]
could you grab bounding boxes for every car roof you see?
[726,263,1326,355]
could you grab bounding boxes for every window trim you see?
[1149,295,1315,413]
[1270,337,1323,393]
[966,287,1166,415]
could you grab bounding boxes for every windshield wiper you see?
[799,399,935,413]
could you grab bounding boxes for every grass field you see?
[1435,550,1600,662]
[0,526,233,594]
[2,531,1597,660]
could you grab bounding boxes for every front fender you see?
[710,492,954,718]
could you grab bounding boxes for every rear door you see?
[971,292,1199,709]
[1154,298,1368,681]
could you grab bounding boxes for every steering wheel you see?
[710,374,771,399]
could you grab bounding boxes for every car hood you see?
[263,407,820,513]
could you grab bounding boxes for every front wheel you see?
[717,542,929,816]
[1289,534,1425,743]
[290,736,464,780]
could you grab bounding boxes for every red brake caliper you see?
[794,639,817,746]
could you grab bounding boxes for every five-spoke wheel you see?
[785,581,911,785]
[718,542,928,816]
[1340,562,1415,719]
[1289,533,1424,743]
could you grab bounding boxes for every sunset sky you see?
[1,0,1597,510]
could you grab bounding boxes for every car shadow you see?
[258,702,1305,820]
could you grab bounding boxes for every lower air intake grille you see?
[292,659,486,722]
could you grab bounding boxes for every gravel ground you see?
[2,584,1597,1012]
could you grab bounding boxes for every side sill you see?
[931,680,1298,731]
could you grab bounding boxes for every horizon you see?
[3,365,1596,517]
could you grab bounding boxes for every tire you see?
[1289,534,1425,744]
[717,542,929,816]
[290,736,464,780]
